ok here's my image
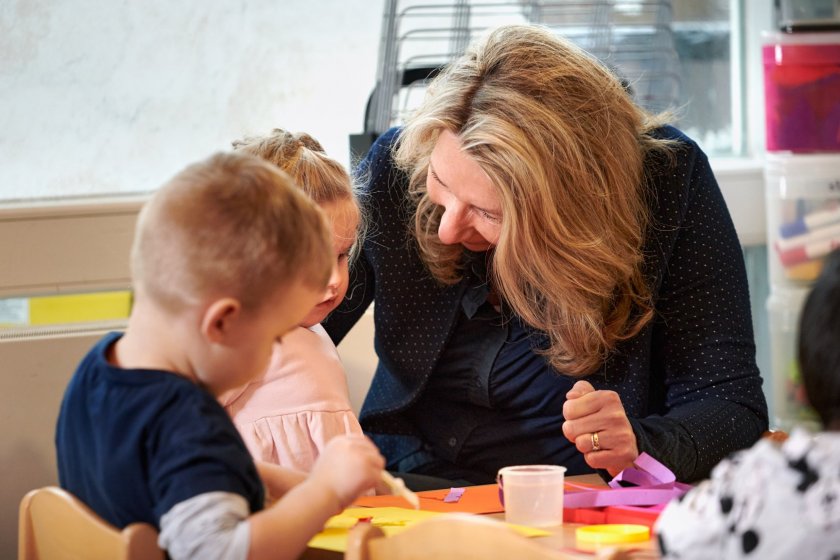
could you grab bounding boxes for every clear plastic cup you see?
[497,465,567,527]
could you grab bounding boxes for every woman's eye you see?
[479,209,500,223]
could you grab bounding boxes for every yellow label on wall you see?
[28,291,132,325]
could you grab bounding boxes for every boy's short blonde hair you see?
[131,151,333,311]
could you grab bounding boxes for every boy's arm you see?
[159,492,252,560]
[158,486,341,560]
[248,434,383,560]
[254,461,306,504]
[248,478,343,559]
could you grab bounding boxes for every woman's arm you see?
[563,133,768,481]
[633,139,768,480]
[562,380,639,476]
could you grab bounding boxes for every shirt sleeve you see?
[159,492,251,560]
[634,138,769,481]
[147,392,265,523]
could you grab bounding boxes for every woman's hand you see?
[561,380,638,476]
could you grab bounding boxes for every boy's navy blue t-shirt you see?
[55,332,264,529]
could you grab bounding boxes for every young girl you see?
[220,129,366,472]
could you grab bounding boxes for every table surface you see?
[301,474,661,560]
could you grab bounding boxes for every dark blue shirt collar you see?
[461,250,492,318]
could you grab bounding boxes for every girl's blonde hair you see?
[395,24,676,377]
[233,129,365,260]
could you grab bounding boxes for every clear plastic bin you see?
[775,0,840,32]
[766,290,820,431]
[765,152,840,289]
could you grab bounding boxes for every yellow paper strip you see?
[308,507,550,553]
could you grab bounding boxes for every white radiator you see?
[0,327,122,555]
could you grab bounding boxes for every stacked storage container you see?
[763,29,840,429]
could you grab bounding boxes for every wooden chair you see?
[762,430,790,443]
[18,487,164,560]
[346,513,617,560]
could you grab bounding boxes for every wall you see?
[0,0,384,200]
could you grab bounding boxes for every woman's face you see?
[426,130,502,251]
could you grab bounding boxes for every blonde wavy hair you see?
[233,129,365,261]
[395,24,676,377]
[132,152,332,312]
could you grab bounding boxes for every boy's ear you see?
[201,298,242,343]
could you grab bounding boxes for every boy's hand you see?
[309,435,385,508]
[561,380,638,476]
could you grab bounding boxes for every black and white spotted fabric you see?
[656,428,840,559]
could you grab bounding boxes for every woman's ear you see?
[201,297,241,344]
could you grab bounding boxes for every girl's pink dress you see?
[220,323,363,471]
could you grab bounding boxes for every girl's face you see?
[426,130,502,251]
[299,198,360,328]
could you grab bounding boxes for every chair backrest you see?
[18,487,164,560]
[346,513,580,560]
[762,429,790,443]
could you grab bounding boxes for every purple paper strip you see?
[609,452,676,489]
[634,452,676,484]
[566,452,689,509]
[565,486,684,508]
[444,487,466,503]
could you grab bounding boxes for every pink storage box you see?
[763,32,840,153]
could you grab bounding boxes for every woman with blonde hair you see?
[325,24,767,484]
